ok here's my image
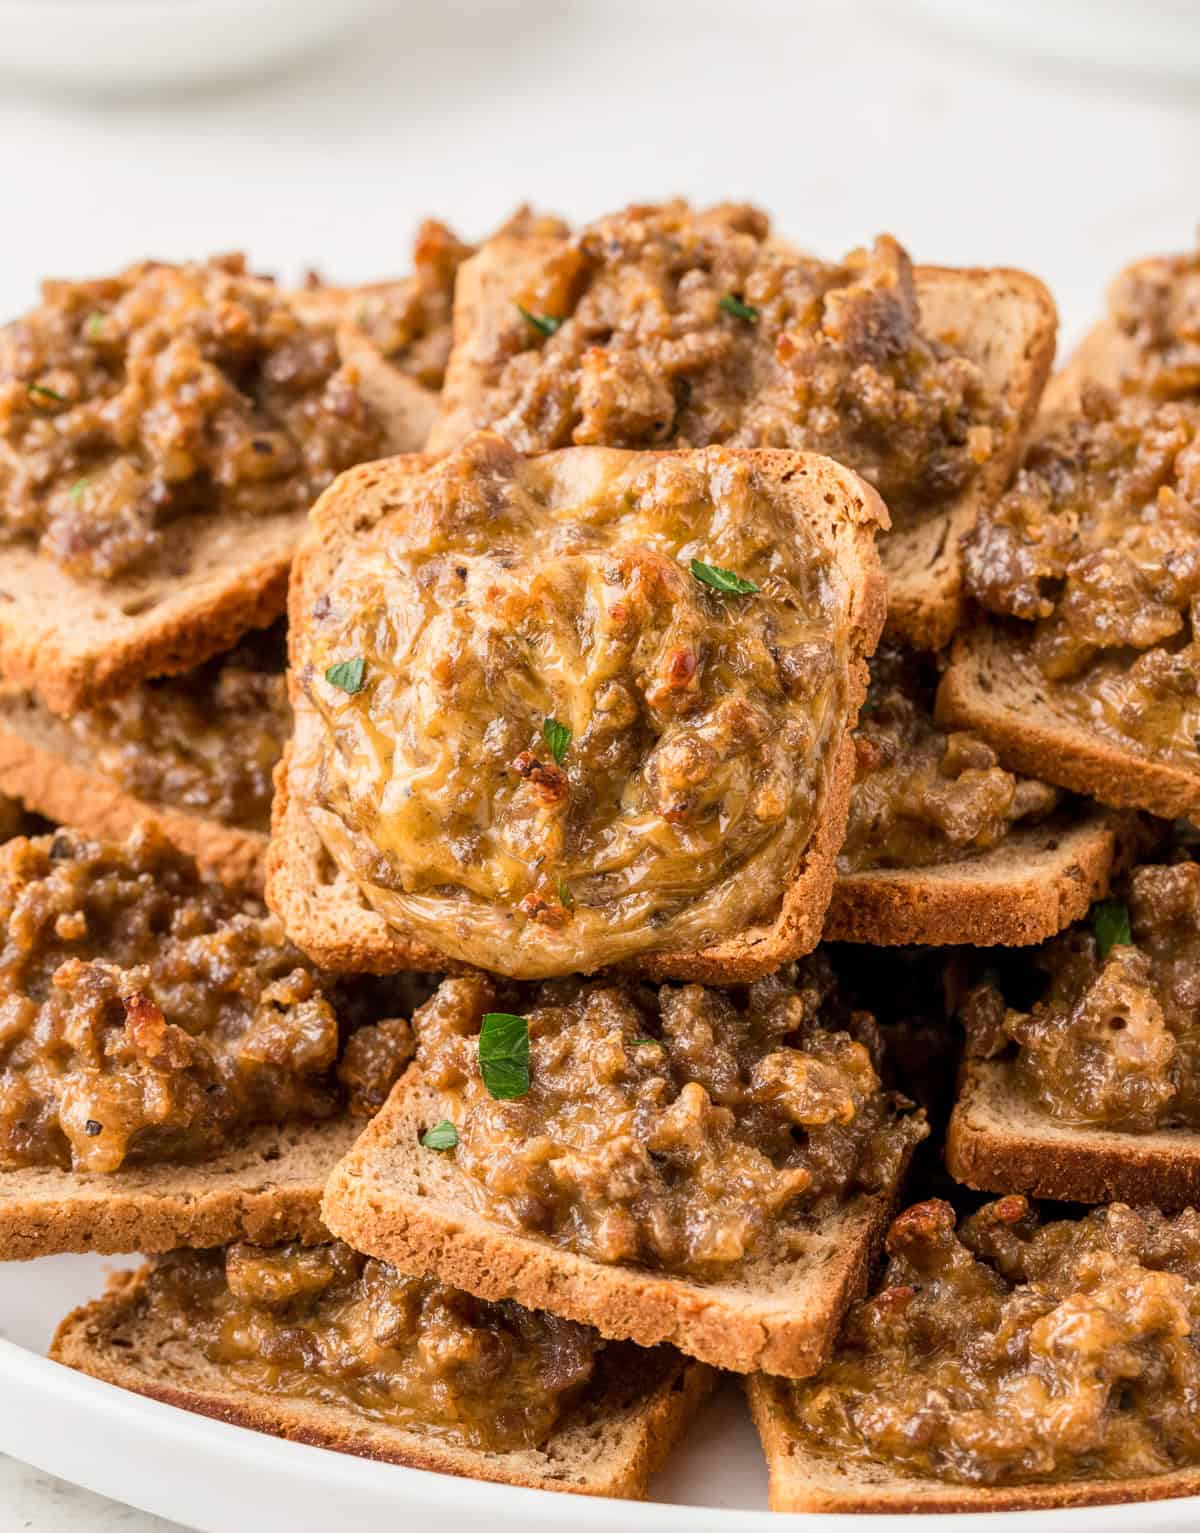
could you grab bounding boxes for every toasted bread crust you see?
[880,266,1058,651]
[321,1066,911,1379]
[823,816,1114,947]
[0,1117,359,1260]
[267,446,887,983]
[51,1268,715,1500]
[937,624,1200,820]
[746,1373,1200,1513]
[947,1057,1200,1210]
[0,706,265,890]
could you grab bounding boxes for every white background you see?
[0,1,1198,1526]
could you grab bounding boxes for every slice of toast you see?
[937,622,1200,820]
[267,443,887,984]
[321,1066,913,1379]
[0,688,265,890]
[52,1268,714,1500]
[746,1372,1200,1513]
[947,1056,1200,1210]
[0,1116,359,1260]
[822,814,1115,947]
[431,235,1055,651]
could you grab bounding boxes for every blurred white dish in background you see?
[910,0,1200,84]
[0,0,382,94]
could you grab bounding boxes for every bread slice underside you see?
[1,284,434,721]
[0,1117,360,1260]
[51,1271,714,1500]
[822,814,1115,947]
[431,240,1056,651]
[937,623,1200,820]
[947,1056,1200,1210]
[0,689,265,890]
[745,1373,1200,1513]
[267,447,887,985]
[321,1066,913,1379]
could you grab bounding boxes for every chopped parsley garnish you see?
[517,303,563,337]
[325,657,366,695]
[859,697,878,717]
[689,559,760,596]
[27,383,65,405]
[479,1012,530,1100]
[543,716,571,765]
[420,1119,459,1151]
[631,1037,659,1047]
[69,478,89,503]
[719,293,759,323]
[1093,899,1132,960]
[86,311,107,340]
[557,878,574,911]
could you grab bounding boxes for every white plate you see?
[0,1253,1195,1532]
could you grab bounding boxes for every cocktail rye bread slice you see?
[0,1116,359,1260]
[947,1056,1200,1210]
[937,622,1200,820]
[822,814,1115,947]
[746,1372,1200,1513]
[321,1065,915,1379]
[0,687,265,890]
[267,444,887,984]
[431,238,1056,651]
[52,1269,714,1500]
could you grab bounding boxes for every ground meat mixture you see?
[448,201,1006,526]
[64,622,290,832]
[139,1240,602,1451]
[300,432,860,976]
[840,645,1058,873]
[345,208,568,393]
[412,964,926,1279]
[0,827,414,1172]
[964,859,1200,1131]
[0,254,386,581]
[963,387,1200,767]
[1109,241,1200,399]
[784,1197,1200,1487]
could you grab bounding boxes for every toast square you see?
[947,1056,1200,1210]
[0,1116,359,1260]
[430,211,1056,650]
[321,1065,914,1380]
[268,438,887,983]
[52,1265,714,1499]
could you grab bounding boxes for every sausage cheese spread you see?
[780,1196,1200,1487]
[137,1240,603,1452]
[0,254,386,581]
[840,644,1059,873]
[964,859,1200,1130]
[443,202,1005,529]
[0,827,414,1172]
[298,432,869,976]
[411,965,926,1279]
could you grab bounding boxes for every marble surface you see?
[0,1,1198,1527]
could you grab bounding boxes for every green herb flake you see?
[557,879,574,911]
[631,1036,659,1048]
[68,478,89,503]
[517,303,563,338]
[689,559,760,596]
[719,293,759,323]
[543,716,571,765]
[27,383,65,405]
[1093,899,1132,960]
[859,697,878,717]
[420,1119,459,1151]
[479,1011,530,1100]
[86,311,107,341]
[325,657,366,695]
